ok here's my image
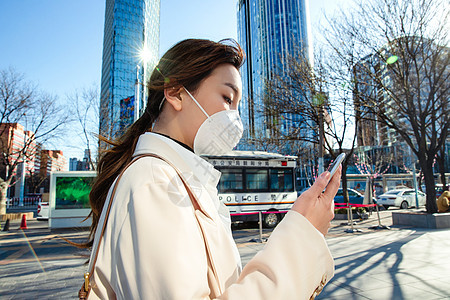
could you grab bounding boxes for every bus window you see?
[245,169,269,191]
[218,168,244,193]
[270,168,294,192]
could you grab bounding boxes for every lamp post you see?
[409,146,419,208]
[19,159,25,206]
[137,43,153,122]
[135,65,141,122]
[134,64,150,123]
[313,93,326,174]
[19,117,29,207]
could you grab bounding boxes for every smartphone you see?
[327,153,346,180]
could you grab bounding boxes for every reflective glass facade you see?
[237,0,312,154]
[100,0,160,138]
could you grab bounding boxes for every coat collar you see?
[132,132,221,192]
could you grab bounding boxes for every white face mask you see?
[183,87,244,155]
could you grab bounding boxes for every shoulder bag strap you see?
[79,153,217,299]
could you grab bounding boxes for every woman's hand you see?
[291,166,342,235]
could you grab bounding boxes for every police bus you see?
[202,151,298,228]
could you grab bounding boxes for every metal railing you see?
[6,197,41,208]
[230,211,288,243]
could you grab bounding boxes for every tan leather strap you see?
[80,155,150,298]
[81,153,217,297]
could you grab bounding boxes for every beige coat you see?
[88,133,334,299]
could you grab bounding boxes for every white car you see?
[37,202,49,220]
[376,189,426,209]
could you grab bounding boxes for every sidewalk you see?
[321,223,450,299]
[1,210,449,299]
[237,210,450,299]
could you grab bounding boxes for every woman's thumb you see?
[308,171,330,196]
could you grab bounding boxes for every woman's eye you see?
[224,96,232,104]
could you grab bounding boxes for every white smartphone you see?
[327,153,346,180]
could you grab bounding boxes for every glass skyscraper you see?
[237,0,313,154]
[100,0,160,139]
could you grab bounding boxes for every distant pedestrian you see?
[77,39,341,299]
[437,191,450,213]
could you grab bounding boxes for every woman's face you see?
[179,63,242,148]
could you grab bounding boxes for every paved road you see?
[1,209,449,299]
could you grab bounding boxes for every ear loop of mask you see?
[158,97,166,111]
[155,66,209,118]
[155,66,168,111]
[183,87,210,118]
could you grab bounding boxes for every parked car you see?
[376,189,426,209]
[420,184,445,198]
[37,201,49,220]
[334,188,364,204]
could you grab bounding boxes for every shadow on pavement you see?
[318,229,449,299]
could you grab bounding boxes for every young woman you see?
[83,39,341,299]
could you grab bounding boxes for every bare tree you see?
[0,68,68,215]
[353,146,395,203]
[26,168,48,194]
[325,0,449,213]
[263,46,361,203]
[67,85,100,170]
[246,127,290,153]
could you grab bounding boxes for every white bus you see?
[202,151,298,228]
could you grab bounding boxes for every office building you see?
[0,123,67,197]
[40,150,66,177]
[353,54,388,148]
[69,158,78,172]
[100,0,160,139]
[353,37,449,148]
[0,123,39,180]
[237,0,313,154]
[69,149,94,171]
[353,36,449,174]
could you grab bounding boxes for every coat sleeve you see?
[220,211,334,299]
[110,159,334,300]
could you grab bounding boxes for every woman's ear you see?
[164,86,184,111]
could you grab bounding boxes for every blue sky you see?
[0,0,347,161]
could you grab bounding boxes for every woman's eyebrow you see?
[224,82,240,96]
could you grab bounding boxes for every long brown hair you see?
[83,39,244,247]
